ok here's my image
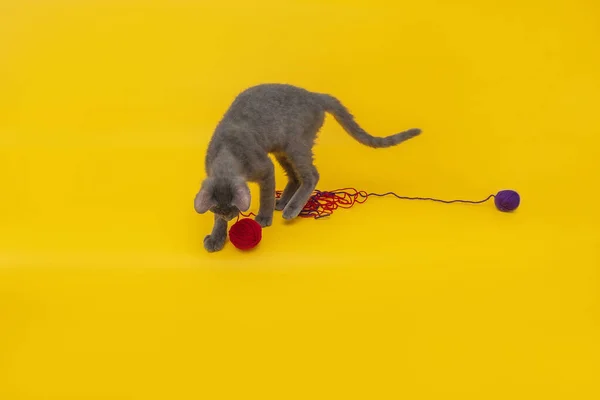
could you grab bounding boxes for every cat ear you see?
[232,180,251,212]
[194,181,215,214]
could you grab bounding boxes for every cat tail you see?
[317,93,421,148]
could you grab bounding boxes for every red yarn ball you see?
[228,218,262,250]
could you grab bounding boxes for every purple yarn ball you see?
[494,190,520,212]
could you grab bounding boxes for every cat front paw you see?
[204,234,225,253]
[282,206,301,220]
[275,198,288,211]
[255,213,273,227]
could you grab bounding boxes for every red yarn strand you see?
[238,188,498,220]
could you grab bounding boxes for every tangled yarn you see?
[239,188,518,220]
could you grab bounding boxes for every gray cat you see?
[194,83,421,252]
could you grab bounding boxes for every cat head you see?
[194,177,251,221]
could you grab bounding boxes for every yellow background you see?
[1,0,599,398]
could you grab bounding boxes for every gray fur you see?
[194,83,421,252]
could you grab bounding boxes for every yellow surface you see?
[1,0,599,398]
